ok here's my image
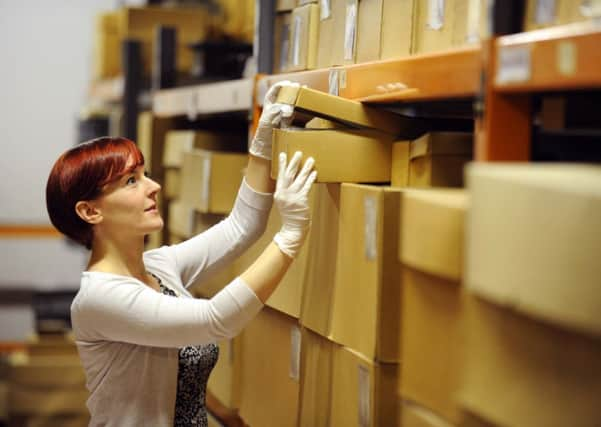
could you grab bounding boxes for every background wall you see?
[0,1,143,293]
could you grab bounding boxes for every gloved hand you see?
[249,80,299,160]
[273,151,317,258]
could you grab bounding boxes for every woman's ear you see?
[75,201,102,225]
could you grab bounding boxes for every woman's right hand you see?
[273,151,317,259]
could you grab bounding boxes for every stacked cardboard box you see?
[523,0,595,31]
[461,163,601,426]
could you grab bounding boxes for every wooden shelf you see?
[88,77,124,103]
[153,78,254,118]
[494,21,601,93]
[257,46,482,104]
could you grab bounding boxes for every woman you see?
[45,82,316,427]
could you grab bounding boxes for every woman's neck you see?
[87,235,147,281]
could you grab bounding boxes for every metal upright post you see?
[153,26,176,91]
[257,0,276,74]
[122,39,142,140]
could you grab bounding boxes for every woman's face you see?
[94,158,163,239]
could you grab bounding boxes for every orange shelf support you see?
[494,21,601,93]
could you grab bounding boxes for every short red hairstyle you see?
[46,137,144,249]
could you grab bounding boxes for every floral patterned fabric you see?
[152,272,219,427]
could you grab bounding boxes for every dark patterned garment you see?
[150,272,220,427]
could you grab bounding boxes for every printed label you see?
[557,41,576,76]
[200,155,211,211]
[289,325,301,381]
[344,1,357,61]
[292,15,302,67]
[329,69,340,96]
[358,365,371,427]
[427,0,445,30]
[496,45,531,85]
[466,0,481,43]
[321,0,332,20]
[535,0,557,25]
[364,195,377,261]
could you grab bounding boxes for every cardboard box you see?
[356,0,384,63]
[300,183,341,337]
[163,130,246,169]
[163,168,181,200]
[207,335,243,409]
[317,0,347,68]
[180,150,247,214]
[398,189,467,423]
[274,12,293,73]
[167,200,223,238]
[93,12,120,80]
[287,4,320,71]
[239,307,301,427]
[272,128,393,183]
[466,163,601,336]
[9,388,89,415]
[391,141,410,187]
[329,346,401,427]
[400,189,467,281]
[380,0,414,60]
[136,112,174,181]
[276,85,408,135]
[408,132,473,188]
[330,184,403,362]
[459,295,601,427]
[524,0,593,31]
[412,0,488,54]
[277,0,298,12]
[298,327,336,427]
[401,400,460,427]
[8,360,86,388]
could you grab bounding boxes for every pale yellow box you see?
[316,0,347,68]
[408,132,473,188]
[163,168,181,200]
[329,184,403,362]
[272,128,393,183]
[180,150,247,214]
[391,141,410,187]
[274,12,293,73]
[163,130,245,169]
[287,3,320,71]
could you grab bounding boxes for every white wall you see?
[0,1,143,290]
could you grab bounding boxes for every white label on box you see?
[496,45,531,85]
[321,0,332,20]
[329,69,340,95]
[466,0,481,43]
[344,1,357,61]
[557,41,577,76]
[280,22,291,71]
[364,195,377,261]
[200,155,211,211]
[358,365,371,427]
[427,0,445,30]
[339,69,347,89]
[289,325,301,381]
[535,0,556,24]
[292,15,303,67]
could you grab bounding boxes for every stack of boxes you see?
[273,0,489,73]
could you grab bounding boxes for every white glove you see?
[249,81,299,160]
[273,151,317,258]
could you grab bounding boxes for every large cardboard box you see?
[167,200,224,238]
[329,346,401,427]
[93,12,120,80]
[276,85,407,135]
[391,141,410,187]
[356,0,414,63]
[381,0,414,60]
[180,150,247,214]
[163,130,246,169]
[408,132,473,188]
[316,0,347,67]
[330,184,403,362]
[136,112,174,183]
[412,0,488,54]
[277,0,298,12]
[239,307,301,427]
[272,128,393,183]
[466,164,601,336]
[459,294,601,427]
[287,4,320,71]
[163,168,181,200]
[207,335,243,409]
[274,12,293,73]
[400,189,468,424]
[298,327,336,427]
[524,0,594,31]
[299,183,341,337]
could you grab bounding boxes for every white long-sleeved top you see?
[71,179,271,427]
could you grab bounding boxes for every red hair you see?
[46,137,144,249]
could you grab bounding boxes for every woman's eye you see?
[126,176,136,185]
